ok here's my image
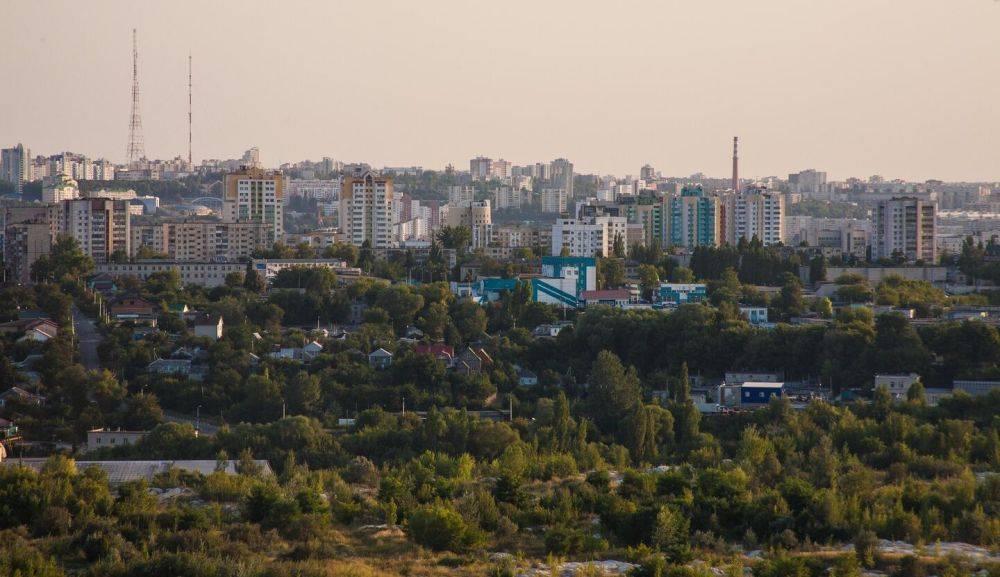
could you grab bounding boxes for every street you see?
[72,305,101,371]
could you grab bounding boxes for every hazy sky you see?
[2,0,999,181]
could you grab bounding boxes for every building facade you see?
[60,198,130,263]
[551,216,627,257]
[223,168,284,246]
[340,170,395,249]
[1,144,31,196]
[873,197,937,263]
[666,185,722,248]
[725,185,785,246]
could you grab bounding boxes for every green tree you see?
[669,363,700,446]
[436,226,472,253]
[31,235,94,284]
[652,505,692,563]
[638,264,660,301]
[323,242,359,265]
[243,262,266,293]
[586,351,642,433]
[598,258,625,289]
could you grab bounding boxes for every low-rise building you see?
[193,314,223,340]
[875,373,921,399]
[86,428,148,452]
[658,283,707,306]
[739,382,785,407]
[368,348,393,369]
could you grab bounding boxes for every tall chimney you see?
[732,136,740,193]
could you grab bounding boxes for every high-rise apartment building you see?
[3,203,60,284]
[640,164,656,181]
[1,143,32,196]
[788,169,828,196]
[665,185,722,248]
[340,170,395,249]
[551,158,574,198]
[725,186,785,246]
[223,168,284,246]
[541,188,567,214]
[873,197,936,263]
[551,216,627,257]
[490,158,510,180]
[448,185,475,207]
[60,198,131,263]
[470,157,492,181]
[242,147,262,168]
[130,220,271,261]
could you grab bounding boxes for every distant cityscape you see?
[2,139,998,290]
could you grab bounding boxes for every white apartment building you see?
[541,188,567,214]
[448,185,475,207]
[287,178,340,200]
[873,197,937,263]
[551,216,627,257]
[725,186,785,246]
[492,186,528,210]
[60,198,131,263]
[340,170,396,249]
[223,168,284,246]
[784,216,871,259]
[42,173,80,203]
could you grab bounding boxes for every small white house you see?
[874,373,920,399]
[193,315,224,340]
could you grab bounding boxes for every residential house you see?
[109,296,157,325]
[87,273,118,294]
[456,346,492,375]
[193,314,224,340]
[147,358,192,376]
[369,348,393,369]
[532,322,572,338]
[86,428,148,452]
[518,368,538,387]
[413,343,455,366]
[0,318,58,342]
[0,386,45,408]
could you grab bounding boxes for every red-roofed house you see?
[414,343,455,365]
[579,289,632,308]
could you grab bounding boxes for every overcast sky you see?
[2,0,998,181]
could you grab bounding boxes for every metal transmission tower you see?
[188,53,192,166]
[127,28,146,167]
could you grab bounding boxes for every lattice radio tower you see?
[188,53,193,166]
[127,28,146,166]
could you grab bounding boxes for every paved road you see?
[163,410,221,436]
[71,305,221,436]
[72,305,101,371]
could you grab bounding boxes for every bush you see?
[407,505,471,551]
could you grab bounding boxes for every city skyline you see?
[2,0,999,181]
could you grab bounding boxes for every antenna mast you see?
[127,28,146,167]
[188,52,193,166]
